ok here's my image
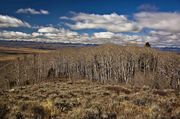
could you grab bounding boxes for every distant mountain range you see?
[0,40,97,50]
[154,47,180,53]
[0,40,179,53]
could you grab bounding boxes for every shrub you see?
[31,105,49,119]
[16,112,24,119]
[0,104,9,119]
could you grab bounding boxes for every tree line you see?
[0,44,179,90]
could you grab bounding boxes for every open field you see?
[0,79,180,119]
[0,46,50,61]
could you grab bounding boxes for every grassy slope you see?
[0,79,179,119]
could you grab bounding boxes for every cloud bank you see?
[0,31,30,39]
[0,11,180,47]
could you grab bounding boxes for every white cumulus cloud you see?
[0,15,31,28]
[36,27,79,40]
[61,13,141,32]
[93,32,115,39]
[135,12,180,32]
[38,27,60,33]
[0,31,31,39]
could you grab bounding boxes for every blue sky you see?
[0,0,180,47]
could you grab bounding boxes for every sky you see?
[0,0,180,47]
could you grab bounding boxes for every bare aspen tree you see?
[1,44,180,90]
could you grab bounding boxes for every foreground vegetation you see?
[0,79,180,119]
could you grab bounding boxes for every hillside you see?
[1,0,180,119]
[0,44,180,90]
[0,44,180,119]
[0,79,180,119]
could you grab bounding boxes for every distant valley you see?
[0,40,179,53]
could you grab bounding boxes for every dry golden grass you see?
[0,56,18,61]
[0,46,50,61]
[0,46,50,54]
[0,79,179,119]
